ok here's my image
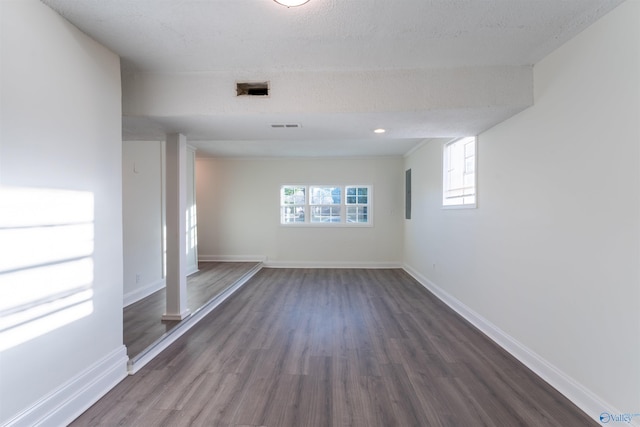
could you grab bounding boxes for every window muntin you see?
[280,185,371,226]
[443,137,476,207]
[345,186,369,223]
[280,186,306,223]
[310,186,341,223]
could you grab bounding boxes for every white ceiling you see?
[43,0,623,157]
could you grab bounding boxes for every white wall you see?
[0,1,127,425]
[404,0,639,420]
[122,140,198,306]
[196,157,404,266]
[122,141,165,305]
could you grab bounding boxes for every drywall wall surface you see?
[122,139,197,306]
[404,0,639,418]
[124,66,532,116]
[196,156,404,266]
[122,141,164,305]
[0,1,126,423]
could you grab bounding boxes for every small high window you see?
[443,137,476,208]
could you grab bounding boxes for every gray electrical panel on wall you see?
[405,169,411,219]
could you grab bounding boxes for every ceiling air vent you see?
[271,124,301,128]
[236,81,269,97]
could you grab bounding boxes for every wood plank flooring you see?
[77,268,596,427]
[124,262,259,358]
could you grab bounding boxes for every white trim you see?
[402,264,636,427]
[277,222,374,228]
[441,203,477,210]
[123,278,165,307]
[403,139,429,158]
[265,260,402,269]
[403,138,432,158]
[4,346,128,427]
[196,155,400,162]
[404,137,457,158]
[161,310,191,322]
[198,257,399,268]
[198,254,267,263]
[128,263,263,374]
[442,136,477,208]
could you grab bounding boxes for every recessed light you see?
[374,128,386,134]
[274,0,310,7]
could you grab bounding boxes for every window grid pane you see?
[443,137,476,207]
[281,186,305,205]
[347,206,368,223]
[311,206,342,223]
[345,186,369,205]
[281,186,306,223]
[310,186,340,205]
[281,206,305,223]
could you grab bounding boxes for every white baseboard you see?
[198,256,400,269]
[4,346,128,427]
[123,278,165,307]
[402,264,637,427]
[198,254,267,263]
[265,260,402,269]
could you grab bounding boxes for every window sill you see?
[280,222,373,228]
[442,203,476,210]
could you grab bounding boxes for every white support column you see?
[162,133,190,321]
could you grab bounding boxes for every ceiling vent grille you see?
[271,124,301,128]
[236,81,269,96]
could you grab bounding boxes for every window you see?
[345,186,369,223]
[443,137,476,207]
[310,186,341,223]
[280,186,306,223]
[280,185,371,225]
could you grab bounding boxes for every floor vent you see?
[236,81,269,96]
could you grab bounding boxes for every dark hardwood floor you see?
[77,268,595,426]
[124,262,260,358]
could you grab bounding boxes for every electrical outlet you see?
[135,273,141,284]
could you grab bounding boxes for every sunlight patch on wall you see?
[187,204,197,251]
[0,187,95,352]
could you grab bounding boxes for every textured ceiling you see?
[42,0,624,157]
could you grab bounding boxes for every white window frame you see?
[309,185,342,224]
[280,185,306,224]
[345,185,370,224]
[443,136,477,208]
[280,184,372,227]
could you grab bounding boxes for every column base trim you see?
[161,310,191,322]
